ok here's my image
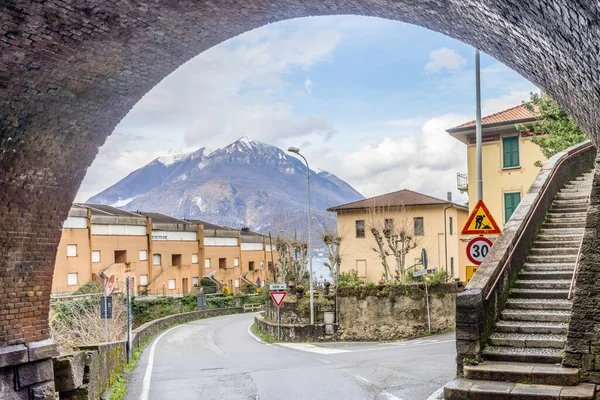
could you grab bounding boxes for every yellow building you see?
[51,205,273,296]
[328,189,469,283]
[447,103,546,226]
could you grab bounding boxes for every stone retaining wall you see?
[254,314,326,342]
[455,141,596,372]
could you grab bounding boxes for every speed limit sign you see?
[466,237,493,265]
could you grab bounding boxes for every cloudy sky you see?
[77,15,537,203]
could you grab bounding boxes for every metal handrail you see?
[568,230,586,300]
[484,143,593,301]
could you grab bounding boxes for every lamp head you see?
[287,146,300,154]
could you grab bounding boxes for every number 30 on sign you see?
[466,237,493,265]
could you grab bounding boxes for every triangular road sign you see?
[270,291,287,307]
[462,199,502,235]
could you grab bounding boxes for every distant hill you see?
[87,137,364,236]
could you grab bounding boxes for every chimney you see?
[447,192,453,202]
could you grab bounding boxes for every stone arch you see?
[0,1,598,345]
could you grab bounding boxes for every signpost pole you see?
[277,306,281,341]
[425,280,431,334]
[126,277,132,361]
[103,278,109,343]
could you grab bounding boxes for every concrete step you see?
[526,254,578,263]
[533,241,580,249]
[555,193,590,201]
[518,270,573,280]
[543,221,587,229]
[535,235,582,242]
[514,280,571,290]
[550,206,589,214]
[530,247,578,256]
[495,321,568,334]
[483,346,563,363]
[489,332,566,349]
[444,378,595,399]
[501,309,570,323]
[523,262,574,271]
[510,288,570,299]
[538,228,585,236]
[546,216,586,223]
[560,187,592,193]
[463,361,579,386]
[551,202,589,210]
[546,211,587,218]
[506,298,572,311]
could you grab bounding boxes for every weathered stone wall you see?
[337,283,459,340]
[565,156,600,383]
[254,314,327,342]
[1,0,599,348]
[264,296,332,325]
[455,141,596,372]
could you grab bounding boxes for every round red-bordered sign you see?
[466,237,493,265]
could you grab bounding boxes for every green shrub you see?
[200,278,216,287]
[207,296,233,309]
[73,281,101,295]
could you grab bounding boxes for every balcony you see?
[457,172,468,193]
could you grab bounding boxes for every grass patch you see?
[251,324,277,343]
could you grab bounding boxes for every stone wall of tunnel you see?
[0,0,598,346]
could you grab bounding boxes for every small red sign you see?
[270,291,286,307]
[105,275,116,296]
[466,237,494,266]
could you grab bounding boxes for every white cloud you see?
[304,77,313,93]
[482,90,538,115]
[425,48,467,73]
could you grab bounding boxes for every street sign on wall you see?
[269,283,287,291]
[270,291,287,307]
[466,237,493,265]
[100,296,113,319]
[462,200,502,235]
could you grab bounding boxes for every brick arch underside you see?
[0,1,598,345]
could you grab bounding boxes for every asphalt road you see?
[126,313,455,400]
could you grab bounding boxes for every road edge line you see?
[426,386,445,400]
[247,323,272,346]
[140,324,185,400]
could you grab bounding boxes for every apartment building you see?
[328,189,469,283]
[51,204,273,295]
[447,103,546,227]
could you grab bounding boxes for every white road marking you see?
[354,374,374,387]
[426,387,445,400]
[349,339,456,353]
[246,324,272,346]
[277,342,351,354]
[140,324,185,400]
[376,393,403,400]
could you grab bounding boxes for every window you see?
[414,217,424,236]
[249,261,255,271]
[140,275,148,286]
[192,253,199,264]
[384,218,394,235]
[92,251,101,263]
[504,192,522,223]
[67,273,78,286]
[67,245,77,257]
[205,258,211,269]
[234,279,240,288]
[114,250,126,263]
[153,254,161,266]
[168,279,176,290]
[172,254,182,266]
[449,217,454,235]
[502,136,520,168]
[219,258,227,269]
[139,250,148,261]
[234,257,239,267]
[450,257,455,276]
[260,261,264,270]
[192,277,199,286]
[355,220,365,238]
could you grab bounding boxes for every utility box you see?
[197,294,207,309]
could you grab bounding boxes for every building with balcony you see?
[51,204,273,296]
[447,103,546,227]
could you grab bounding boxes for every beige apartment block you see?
[52,205,272,296]
[328,190,468,283]
[448,103,546,228]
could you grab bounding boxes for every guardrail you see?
[243,303,263,312]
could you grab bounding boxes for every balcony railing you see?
[457,172,468,192]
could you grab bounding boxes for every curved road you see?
[126,313,455,400]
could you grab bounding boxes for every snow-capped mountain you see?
[87,137,364,235]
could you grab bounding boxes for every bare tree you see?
[289,239,308,285]
[367,206,419,281]
[275,236,290,284]
[322,232,342,283]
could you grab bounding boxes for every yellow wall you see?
[148,240,201,295]
[241,249,270,285]
[466,133,546,227]
[51,228,92,294]
[335,205,468,283]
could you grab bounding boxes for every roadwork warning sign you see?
[462,200,502,235]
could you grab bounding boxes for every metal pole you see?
[126,277,132,361]
[475,49,483,201]
[301,154,314,326]
[425,280,431,334]
[277,305,281,341]
[103,278,109,343]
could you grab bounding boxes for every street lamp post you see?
[287,146,314,325]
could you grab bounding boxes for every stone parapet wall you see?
[565,156,600,383]
[337,283,459,341]
[254,314,326,342]
[455,141,596,372]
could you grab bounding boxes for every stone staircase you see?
[446,171,596,399]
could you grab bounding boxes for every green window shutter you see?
[503,136,520,168]
[504,192,521,223]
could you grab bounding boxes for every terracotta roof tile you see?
[453,103,536,129]
[327,189,466,211]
